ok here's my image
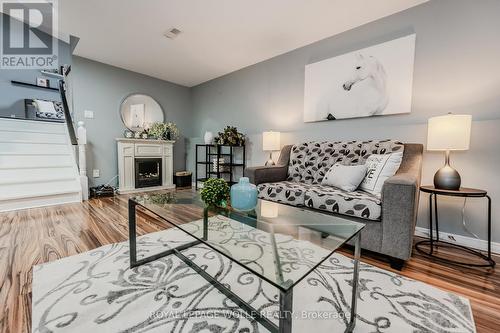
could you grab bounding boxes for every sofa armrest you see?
[380,173,419,260]
[380,143,423,261]
[246,165,288,185]
[245,145,293,185]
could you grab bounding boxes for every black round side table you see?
[415,186,496,268]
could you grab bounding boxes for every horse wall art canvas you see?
[304,34,416,122]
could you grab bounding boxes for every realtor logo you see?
[1,0,58,69]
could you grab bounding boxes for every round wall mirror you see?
[120,94,164,132]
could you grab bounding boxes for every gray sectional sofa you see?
[245,140,423,270]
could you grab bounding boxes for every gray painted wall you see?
[71,56,192,187]
[189,0,500,243]
[0,13,72,117]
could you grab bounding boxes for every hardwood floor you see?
[0,191,499,333]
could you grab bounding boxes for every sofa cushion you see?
[257,181,312,206]
[287,140,404,184]
[304,185,382,221]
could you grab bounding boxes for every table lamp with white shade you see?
[263,131,281,166]
[427,113,472,190]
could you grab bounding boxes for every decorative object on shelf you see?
[262,131,281,166]
[304,34,415,122]
[36,77,49,87]
[212,157,228,172]
[129,104,145,129]
[134,131,141,139]
[124,130,133,138]
[200,178,230,208]
[415,186,495,268]
[214,126,245,146]
[141,132,148,139]
[427,113,471,190]
[230,177,257,211]
[119,93,164,133]
[195,144,246,190]
[148,121,179,140]
[204,131,214,144]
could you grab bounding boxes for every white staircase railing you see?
[77,121,89,200]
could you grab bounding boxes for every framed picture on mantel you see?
[304,34,416,122]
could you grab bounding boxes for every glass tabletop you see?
[131,191,364,292]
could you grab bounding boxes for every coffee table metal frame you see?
[128,199,361,333]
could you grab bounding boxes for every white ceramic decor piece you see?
[204,131,214,144]
[304,34,415,122]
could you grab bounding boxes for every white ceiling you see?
[60,0,427,87]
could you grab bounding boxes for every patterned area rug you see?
[32,215,476,332]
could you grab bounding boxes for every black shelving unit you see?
[195,144,246,190]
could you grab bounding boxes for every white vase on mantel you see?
[204,131,214,144]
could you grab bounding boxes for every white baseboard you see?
[414,226,500,255]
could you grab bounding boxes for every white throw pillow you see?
[321,163,367,192]
[359,152,403,196]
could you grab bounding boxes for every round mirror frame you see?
[119,93,164,132]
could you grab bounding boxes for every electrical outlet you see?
[84,110,94,119]
[92,169,100,178]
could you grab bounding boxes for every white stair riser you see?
[0,142,71,155]
[0,180,81,200]
[0,192,81,212]
[0,167,77,184]
[0,131,67,144]
[0,154,74,169]
[0,118,66,133]
[0,118,82,211]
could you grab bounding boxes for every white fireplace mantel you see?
[116,138,175,194]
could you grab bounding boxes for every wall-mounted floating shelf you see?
[11,80,59,91]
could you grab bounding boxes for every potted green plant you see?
[214,126,245,146]
[200,178,230,208]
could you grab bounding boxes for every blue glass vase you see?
[230,177,257,211]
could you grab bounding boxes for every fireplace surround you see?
[116,138,175,193]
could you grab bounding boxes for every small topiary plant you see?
[200,178,230,208]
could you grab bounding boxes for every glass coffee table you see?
[128,192,364,333]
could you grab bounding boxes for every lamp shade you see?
[263,131,280,151]
[427,114,471,151]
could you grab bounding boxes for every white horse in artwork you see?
[316,54,389,120]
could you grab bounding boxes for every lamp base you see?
[433,151,461,190]
[265,159,275,166]
[264,152,275,166]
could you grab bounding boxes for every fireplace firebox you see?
[135,158,162,188]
